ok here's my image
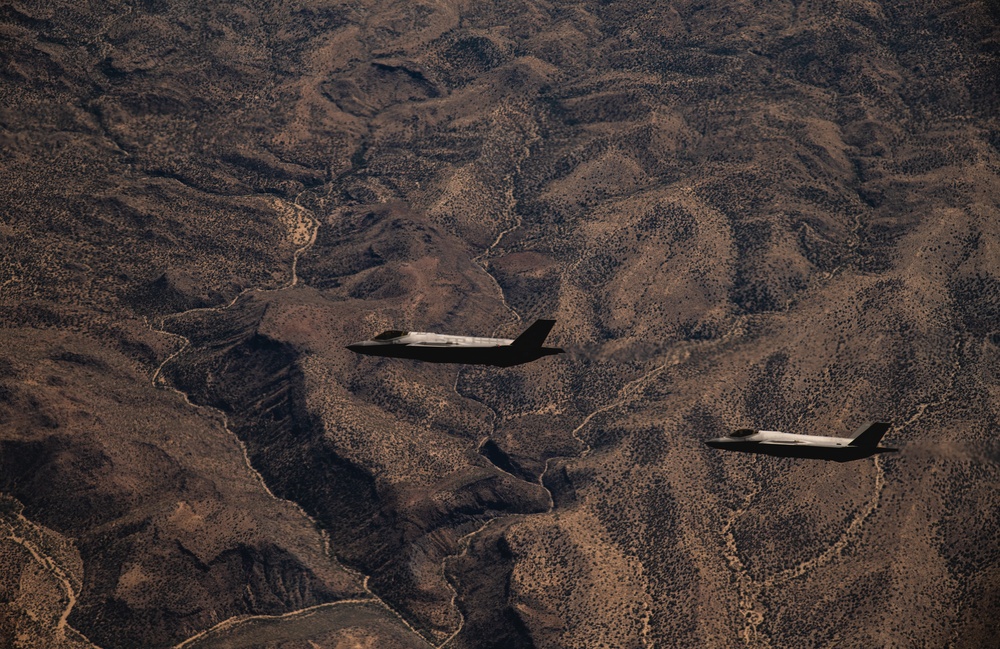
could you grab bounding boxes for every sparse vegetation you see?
[2,0,999,647]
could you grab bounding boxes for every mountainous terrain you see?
[2,0,998,647]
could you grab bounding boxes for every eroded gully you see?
[151,190,435,649]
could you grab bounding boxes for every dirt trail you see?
[436,104,552,647]
[717,450,884,647]
[287,195,320,288]
[719,334,965,646]
[775,337,963,588]
[719,483,769,648]
[440,368,503,647]
[438,258,753,645]
[1,508,100,648]
[174,599,433,649]
[439,345,691,646]
[441,137,706,646]
[436,513,502,649]
[151,191,322,505]
[469,104,542,330]
[155,190,436,649]
[536,355,681,506]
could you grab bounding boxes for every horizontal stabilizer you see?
[849,421,891,447]
[511,319,556,348]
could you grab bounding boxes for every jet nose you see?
[705,438,728,449]
[346,342,368,353]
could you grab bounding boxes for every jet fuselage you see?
[347,322,563,367]
[706,426,897,462]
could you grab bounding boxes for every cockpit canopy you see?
[372,330,408,341]
[729,428,758,438]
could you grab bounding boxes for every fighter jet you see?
[705,421,897,462]
[347,319,563,367]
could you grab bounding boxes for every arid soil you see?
[2,0,999,647]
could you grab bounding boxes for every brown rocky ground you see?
[1,0,998,647]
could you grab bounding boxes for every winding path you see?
[1,508,99,647]
[468,104,541,328]
[175,599,432,649]
[719,334,965,646]
[439,342,689,646]
[719,482,769,648]
[151,190,435,649]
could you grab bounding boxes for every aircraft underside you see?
[359,344,560,367]
[721,443,899,462]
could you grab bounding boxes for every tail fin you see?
[511,319,556,348]
[849,422,891,447]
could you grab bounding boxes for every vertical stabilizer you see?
[849,422,891,447]
[511,319,556,348]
